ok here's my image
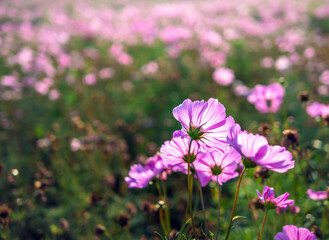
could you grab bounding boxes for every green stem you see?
[187,139,197,236]
[192,163,208,239]
[259,209,269,240]
[159,207,168,236]
[162,180,171,232]
[155,181,168,236]
[215,180,221,240]
[155,181,163,199]
[225,167,247,240]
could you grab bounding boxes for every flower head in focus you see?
[160,137,200,173]
[274,225,317,240]
[247,83,285,114]
[193,147,241,187]
[257,186,294,209]
[227,124,294,172]
[172,98,234,151]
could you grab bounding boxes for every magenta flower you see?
[274,225,317,240]
[307,188,329,200]
[227,124,268,165]
[125,155,165,188]
[257,186,294,209]
[172,98,235,151]
[261,145,295,173]
[320,70,329,85]
[247,83,285,114]
[213,67,235,86]
[228,124,295,172]
[160,136,200,173]
[193,147,241,187]
[306,102,324,117]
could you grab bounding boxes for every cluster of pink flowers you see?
[0,0,323,103]
[126,97,294,189]
[124,98,303,239]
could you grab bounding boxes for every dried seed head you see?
[116,213,130,227]
[59,218,70,231]
[0,204,11,228]
[140,200,152,214]
[298,91,309,102]
[310,225,322,239]
[258,122,271,135]
[282,129,300,149]
[249,197,265,211]
[254,166,270,184]
[125,202,137,216]
[94,224,106,238]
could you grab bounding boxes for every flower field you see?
[0,0,329,239]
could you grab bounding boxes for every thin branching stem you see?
[162,180,171,232]
[259,208,269,240]
[225,167,247,240]
[192,163,208,239]
[187,139,197,236]
[215,177,221,240]
[156,181,169,236]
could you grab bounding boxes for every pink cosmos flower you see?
[125,155,165,189]
[320,70,329,85]
[84,73,97,85]
[70,138,82,151]
[160,137,200,173]
[247,83,285,114]
[172,98,235,151]
[307,188,329,200]
[99,68,114,79]
[212,67,235,86]
[261,57,274,68]
[49,89,60,100]
[261,146,295,173]
[117,53,133,66]
[193,148,241,187]
[142,61,159,75]
[35,78,53,95]
[274,225,317,240]
[58,53,71,68]
[321,105,329,119]
[304,47,315,59]
[160,26,191,43]
[257,186,294,209]
[275,56,292,71]
[1,75,19,89]
[227,124,268,163]
[228,124,294,172]
[306,102,324,117]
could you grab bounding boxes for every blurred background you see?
[0,0,328,239]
